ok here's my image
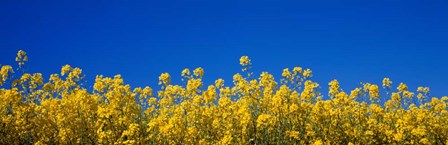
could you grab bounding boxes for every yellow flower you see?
[397,83,408,92]
[61,64,72,76]
[349,88,360,99]
[368,84,379,100]
[1,50,448,145]
[282,68,292,79]
[239,56,250,66]
[203,85,217,103]
[256,114,276,129]
[313,140,323,145]
[382,78,392,88]
[393,132,403,142]
[286,130,300,140]
[293,67,302,74]
[411,126,426,136]
[419,138,430,145]
[0,65,14,85]
[365,130,374,136]
[403,90,414,99]
[417,86,430,94]
[215,78,224,88]
[328,79,340,98]
[193,67,204,78]
[289,104,299,113]
[219,134,233,144]
[158,72,171,85]
[301,80,319,101]
[391,92,401,102]
[186,78,202,95]
[15,50,28,68]
[181,68,190,76]
[423,87,430,93]
[303,69,312,77]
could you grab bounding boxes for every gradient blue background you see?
[1,0,447,98]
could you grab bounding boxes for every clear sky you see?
[1,0,448,98]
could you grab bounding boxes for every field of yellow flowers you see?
[0,50,447,145]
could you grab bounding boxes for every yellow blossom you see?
[181,68,190,76]
[239,56,250,66]
[0,52,446,145]
[328,79,340,98]
[282,68,292,79]
[382,78,392,88]
[293,67,302,74]
[0,65,14,85]
[303,69,312,77]
[193,67,204,78]
[158,72,171,85]
[15,50,28,68]
[61,64,72,76]
[313,140,323,145]
[215,78,224,88]
[369,84,380,101]
[397,83,408,92]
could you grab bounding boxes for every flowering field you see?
[0,50,447,145]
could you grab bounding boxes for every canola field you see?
[0,50,447,144]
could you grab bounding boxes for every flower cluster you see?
[0,51,447,145]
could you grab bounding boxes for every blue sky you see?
[1,0,448,98]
